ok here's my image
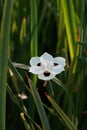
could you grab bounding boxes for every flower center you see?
[44,71,50,76]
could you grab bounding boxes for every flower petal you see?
[50,65,65,74]
[29,53,66,80]
[29,66,44,74]
[38,73,56,80]
[30,57,40,66]
[40,52,53,65]
[53,57,66,66]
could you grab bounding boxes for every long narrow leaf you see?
[8,59,31,93]
[61,0,76,61]
[20,113,32,130]
[46,95,77,130]
[0,0,14,130]
[7,83,42,130]
[30,0,38,57]
[30,0,38,84]
[52,77,67,93]
[27,77,51,130]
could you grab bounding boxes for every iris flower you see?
[29,52,66,80]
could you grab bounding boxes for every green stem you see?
[30,0,38,57]
[30,0,38,84]
[0,0,14,130]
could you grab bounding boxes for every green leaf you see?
[0,0,14,130]
[61,0,77,61]
[30,0,38,57]
[20,113,32,130]
[7,83,42,130]
[52,77,67,93]
[27,77,51,130]
[8,59,31,93]
[30,0,38,84]
[47,95,77,130]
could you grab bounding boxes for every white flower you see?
[29,52,66,80]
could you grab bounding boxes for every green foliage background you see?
[0,0,87,130]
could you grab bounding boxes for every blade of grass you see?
[30,0,38,85]
[61,0,77,61]
[0,0,14,130]
[79,0,87,57]
[8,59,38,123]
[38,0,49,30]
[7,83,42,130]
[56,0,65,53]
[20,113,32,130]
[29,1,38,119]
[8,59,43,130]
[13,62,29,70]
[30,0,38,57]
[20,17,26,44]
[52,77,67,93]
[75,0,87,122]
[46,94,77,130]
[27,76,51,130]
[8,59,31,93]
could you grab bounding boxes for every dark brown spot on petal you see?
[54,63,58,66]
[44,71,50,76]
[37,63,41,66]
